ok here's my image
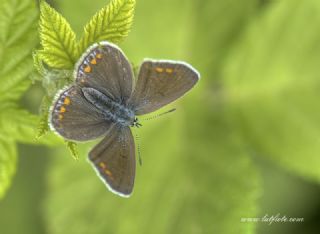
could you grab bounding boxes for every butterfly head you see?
[132,117,142,128]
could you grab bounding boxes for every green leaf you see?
[0,137,16,199]
[0,0,51,199]
[79,0,136,53]
[32,50,45,76]
[0,107,62,146]
[34,0,137,160]
[65,141,79,160]
[39,0,78,69]
[36,95,53,139]
[0,0,38,102]
[224,0,320,181]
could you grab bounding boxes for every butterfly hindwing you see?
[50,85,113,141]
[75,42,134,103]
[129,60,200,115]
[88,126,136,197]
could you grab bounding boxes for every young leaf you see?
[34,0,137,160]
[36,95,53,139]
[79,0,136,53]
[39,0,78,69]
[65,141,79,160]
[0,137,16,199]
[33,50,45,76]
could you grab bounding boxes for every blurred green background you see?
[0,0,320,233]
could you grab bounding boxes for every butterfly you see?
[50,41,200,197]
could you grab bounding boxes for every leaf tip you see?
[66,141,79,160]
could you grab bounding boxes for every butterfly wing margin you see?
[75,41,134,103]
[128,59,200,115]
[88,126,136,197]
[50,85,113,141]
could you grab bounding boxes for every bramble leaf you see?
[39,0,78,69]
[34,0,137,160]
[65,141,79,160]
[0,0,38,102]
[0,106,61,146]
[32,50,45,76]
[0,0,39,199]
[79,0,136,53]
[0,0,64,200]
[36,95,53,139]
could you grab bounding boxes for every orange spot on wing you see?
[105,169,112,177]
[90,58,97,65]
[59,114,63,120]
[84,65,92,73]
[99,162,113,178]
[155,67,164,73]
[96,53,103,59]
[99,162,106,169]
[64,97,71,105]
[60,106,66,113]
[166,68,173,74]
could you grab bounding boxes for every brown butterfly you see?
[50,41,200,197]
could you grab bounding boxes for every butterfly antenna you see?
[141,108,176,122]
[135,132,142,166]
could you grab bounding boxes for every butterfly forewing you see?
[129,60,200,115]
[88,126,136,197]
[75,42,134,103]
[50,85,114,141]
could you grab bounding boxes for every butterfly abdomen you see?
[82,87,135,126]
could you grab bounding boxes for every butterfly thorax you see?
[82,87,135,127]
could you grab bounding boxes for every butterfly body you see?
[50,41,200,197]
[82,87,135,127]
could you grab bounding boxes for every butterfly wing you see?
[50,85,114,141]
[128,59,200,115]
[88,126,135,197]
[75,41,134,103]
